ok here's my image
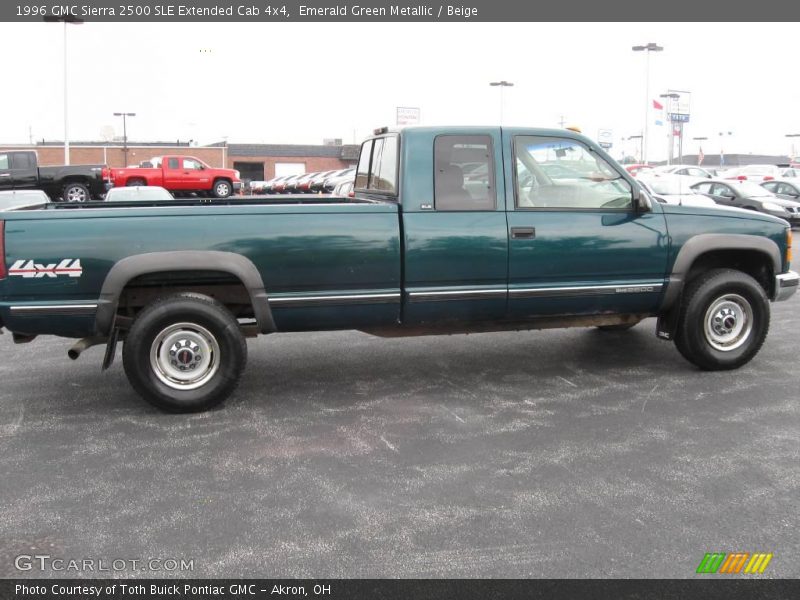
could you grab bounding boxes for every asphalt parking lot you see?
[1,288,799,578]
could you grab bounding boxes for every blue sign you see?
[669,113,690,123]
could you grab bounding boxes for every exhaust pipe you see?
[68,336,107,360]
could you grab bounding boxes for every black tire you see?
[63,182,91,203]
[211,179,232,198]
[126,178,146,187]
[674,268,770,371]
[122,293,247,412]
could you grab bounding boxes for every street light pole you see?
[113,112,136,167]
[44,15,84,165]
[489,80,514,125]
[632,43,664,164]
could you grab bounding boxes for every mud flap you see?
[102,327,119,371]
[656,308,680,341]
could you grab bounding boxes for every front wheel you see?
[212,179,232,198]
[674,268,770,370]
[122,293,247,412]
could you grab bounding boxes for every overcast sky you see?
[2,22,799,161]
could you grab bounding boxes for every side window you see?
[167,157,179,169]
[0,153,9,170]
[762,182,777,192]
[370,136,398,193]
[713,184,733,197]
[183,158,202,170]
[514,136,632,209]
[354,136,400,194]
[434,135,495,211]
[693,182,712,194]
[354,140,373,190]
[11,152,35,169]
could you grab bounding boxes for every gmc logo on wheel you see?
[8,259,83,278]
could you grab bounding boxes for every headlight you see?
[762,202,788,213]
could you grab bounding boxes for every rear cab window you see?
[434,135,496,211]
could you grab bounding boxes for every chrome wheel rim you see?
[66,187,87,202]
[703,294,753,352]
[216,182,230,196]
[149,322,220,390]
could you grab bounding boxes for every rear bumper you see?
[774,271,799,301]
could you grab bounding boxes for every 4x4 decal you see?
[8,259,83,278]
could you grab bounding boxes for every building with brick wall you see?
[0,140,360,184]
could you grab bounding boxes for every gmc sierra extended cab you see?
[0,126,797,412]
[109,155,241,198]
[0,150,107,202]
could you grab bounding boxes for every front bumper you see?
[233,182,242,192]
[774,271,799,301]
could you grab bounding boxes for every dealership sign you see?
[396,107,421,126]
[666,90,691,123]
[597,129,613,149]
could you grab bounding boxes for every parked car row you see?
[250,168,355,195]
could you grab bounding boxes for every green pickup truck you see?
[0,127,797,412]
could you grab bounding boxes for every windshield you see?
[731,181,774,197]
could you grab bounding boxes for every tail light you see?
[737,175,747,181]
[0,220,6,280]
[764,176,774,181]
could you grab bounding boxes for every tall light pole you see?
[44,15,84,165]
[659,92,679,164]
[489,80,514,125]
[113,112,136,167]
[632,43,664,164]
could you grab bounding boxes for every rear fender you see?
[94,251,275,336]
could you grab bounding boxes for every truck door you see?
[180,157,212,191]
[0,151,38,191]
[400,130,509,325]
[503,131,668,318]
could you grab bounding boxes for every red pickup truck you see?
[109,155,241,198]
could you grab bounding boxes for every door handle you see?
[510,227,535,239]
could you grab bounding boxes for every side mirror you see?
[634,187,652,212]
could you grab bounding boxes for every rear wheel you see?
[674,268,769,370]
[122,293,247,412]
[212,179,232,198]
[63,182,90,202]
